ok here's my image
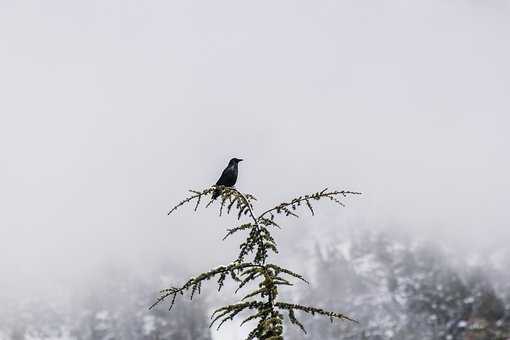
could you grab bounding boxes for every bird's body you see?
[212,158,243,199]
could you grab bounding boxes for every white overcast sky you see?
[1,0,509,329]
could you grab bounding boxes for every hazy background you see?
[1,0,509,338]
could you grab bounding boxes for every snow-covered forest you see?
[286,230,510,339]
[2,229,509,340]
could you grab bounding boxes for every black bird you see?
[212,158,243,199]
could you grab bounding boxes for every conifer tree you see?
[151,186,361,339]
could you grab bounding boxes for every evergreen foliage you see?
[151,186,361,339]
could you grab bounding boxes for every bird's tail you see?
[212,188,221,200]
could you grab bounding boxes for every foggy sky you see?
[1,0,509,333]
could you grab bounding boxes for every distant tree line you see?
[0,269,211,340]
[2,229,508,340]
[285,230,510,340]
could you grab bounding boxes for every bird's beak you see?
[239,159,243,162]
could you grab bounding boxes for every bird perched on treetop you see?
[212,158,243,199]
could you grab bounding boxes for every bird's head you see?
[229,158,243,165]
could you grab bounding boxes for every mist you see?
[1,1,509,339]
